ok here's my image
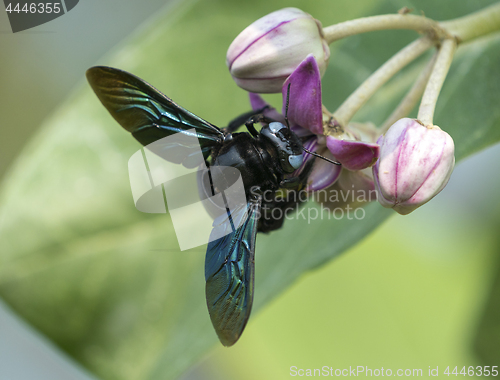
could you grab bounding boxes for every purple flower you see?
[323,119,380,171]
[373,118,455,215]
[281,54,323,136]
[325,135,379,171]
[300,137,342,192]
[227,8,330,93]
[251,53,379,173]
[249,55,341,191]
[281,55,379,172]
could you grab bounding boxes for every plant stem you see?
[380,51,438,132]
[321,2,499,132]
[329,37,433,130]
[440,2,500,43]
[417,39,456,126]
[322,14,449,44]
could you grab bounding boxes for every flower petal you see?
[282,54,323,135]
[248,93,284,122]
[326,136,379,171]
[291,124,314,138]
[290,136,317,178]
[306,148,342,191]
[248,92,269,110]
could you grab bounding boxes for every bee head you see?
[260,122,303,173]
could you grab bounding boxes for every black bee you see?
[86,66,338,346]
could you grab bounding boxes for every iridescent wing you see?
[205,194,262,346]
[86,66,224,162]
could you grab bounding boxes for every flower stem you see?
[440,2,500,43]
[323,14,449,44]
[380,51,438,132]
[330,37,433,130]
[417,38,457,126]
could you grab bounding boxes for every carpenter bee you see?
[86,67,338,346]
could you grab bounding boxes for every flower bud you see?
[227,8,330,93]
[373,118,455,215]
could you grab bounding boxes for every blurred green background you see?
[1,0,499,379]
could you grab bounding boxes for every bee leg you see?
[258,189,305,233]
[280,177,301,189]
[224,106,270,133]
[244,119,259,137]
[279,158,316,189]
[244,113,275,137]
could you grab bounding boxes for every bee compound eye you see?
[268,122,286,133]
[288,154,303,169]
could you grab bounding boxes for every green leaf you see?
[0,0,499,379]
[474,237,500,365]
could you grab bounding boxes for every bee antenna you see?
[302,147,341,166]
[284,82,291,130]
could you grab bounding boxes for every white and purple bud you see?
[373,118,455,215]
[227,8,330,93]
